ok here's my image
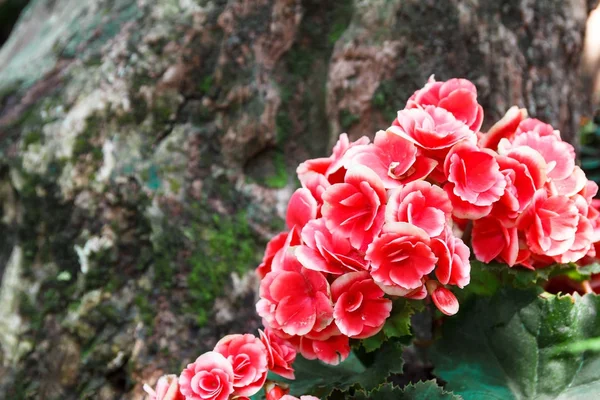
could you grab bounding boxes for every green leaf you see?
[430,288,600,399]
[361,331,386,353]
[275,341,404,398]
[466,261,600,296]
[383,298,425,339]
[350,381,461,400]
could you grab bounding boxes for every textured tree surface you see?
[0,0,596,398]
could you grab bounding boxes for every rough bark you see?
[0,0,594,398]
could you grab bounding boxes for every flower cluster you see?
[255,75,600,366]
[472,109,600,268]
[144,329,298,400]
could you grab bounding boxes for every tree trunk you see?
[0,0,595,398]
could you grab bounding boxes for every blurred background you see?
[0,0,599,398]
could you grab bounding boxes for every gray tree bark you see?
[0,0,596,398]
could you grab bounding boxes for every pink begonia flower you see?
[296,219,367,275]
[490,153,537,223]
[144,375,184,400]
[259,328,296,380]
[479,106,527,150]
[214,334,268,397]
[549,166,587,198]
[331,271,392,338]
[580,180,599,204]
[472,216,520,267]
[270,226,302,278]
[321,165,386,251]
[390,105,477,152]
[365,222,437,295]
[444,142,506,206]
[503,146,548,190]
[515,118,560,138]
[286,188,318,230]
[516,189,579,257]
[297,134,370,186]
[342,130,437,188]
[179,352,234,400]
[553,207,593,264]
[265,383,290,400]
[256,251,333,336]
[280,396,320,400]
[426,280,459,316]
[300,170,331,206]
[257,231,289,279]
[499,130,575,181]
[405,76,484,132]
[443,182,492,220]
[294,330,350,365]
[385,180,451,237]
[430,229,471,288]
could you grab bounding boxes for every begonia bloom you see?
[366,222,437,295]
[179,352,234,400]
[331,271,392,338]
[386,180,451,237]
[405,76,484,132]
[321,165,386,251]
[214,334,268,397]
[296,219,367,275]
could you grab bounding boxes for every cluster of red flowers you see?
[143,330,301,400]
[255,76,600,366]
[144,76,600,399]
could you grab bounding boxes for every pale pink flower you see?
[405,76,484,132]
[385,180,451,237]
[143,375,184,400]
[179,352,234,400]
[516,189,579,257]
[214,334,268,397]
[499,130,575,181]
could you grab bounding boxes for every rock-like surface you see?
[0,0,595,398]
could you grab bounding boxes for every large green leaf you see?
[361,298,424,353]
[430,288,600,399]
[350,381,461,400]
[463,261,600,300]
[272,341,404,398]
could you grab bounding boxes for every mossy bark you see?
[0,0,595,398]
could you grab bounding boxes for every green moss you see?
[263,152,288,189]
[198,75,214,95]
[339,108,360,131]
[22,131,43,148]
[134,294,154,330]
[186,209,261,325]
[72,115,104,160]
